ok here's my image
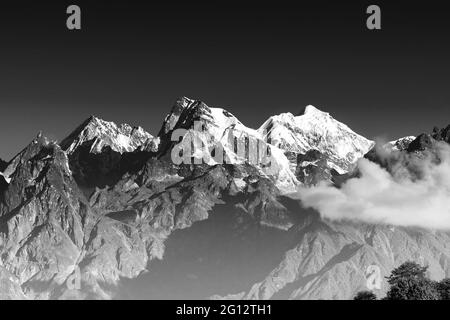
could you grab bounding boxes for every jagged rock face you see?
[61,116,155,155]
[364,126,448,178]
[156,97,299,194]
[89,159,294,233]
[0,137,87,298]
[385,136,416,152]
[1,158,11,186]
[258,106,374,176]
[432,125,450,143]
[0,136,163,299]
[0,177,7,193]
[60,117,157,189]
[295,149,336,186]
[408,134,436,152]
[62,143,154,190]
[0,158,7,172]
[406,126,450,153]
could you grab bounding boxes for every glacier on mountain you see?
[258,105,374,174]
[61,116,156,155]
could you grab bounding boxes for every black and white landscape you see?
[1,2,450,301]
[1,96,450,300]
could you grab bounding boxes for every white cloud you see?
[296,142,450,229]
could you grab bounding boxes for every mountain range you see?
[1,97,449,300]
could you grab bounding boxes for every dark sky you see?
[0,1,449,160]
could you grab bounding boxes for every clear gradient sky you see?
[0,1,449,160]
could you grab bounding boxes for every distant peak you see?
[61,115,153,155]
[304,105,319,113]
[174,96,209,112]
[80,116,136,133]
[176,96,196,108]
[164,97,208,119]
[299,105,327,116]
[86,115,109,126]
[160,97,213,135]
[75,115,103,130]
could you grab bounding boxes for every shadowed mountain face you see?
[0,159,7,172]
[0,159,7,191]
[118,196,307,300]
[1,97,450,300]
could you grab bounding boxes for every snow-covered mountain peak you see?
[158,98,264,159]
[301,104,327,116]
[157,97,299,193]
[259,105,374,174]
[385,136,416,152]
[260,105,329,129]
[159,96,257,138]
[61,115,154,155]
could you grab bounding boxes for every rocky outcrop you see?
[385,136,416,152]
[295,149,336,186]
[405,125,450,153]
[0,136,88,298]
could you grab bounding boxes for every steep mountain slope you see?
[0,159,8,190]
[0,158,10,185]
[155,97,299,193]
[0,136,89,298]
[407,125,450,152]
[0,135,161,299]
[59,116,157,189]
[0,158,7,172]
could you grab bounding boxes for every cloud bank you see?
[297,142,450,230]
